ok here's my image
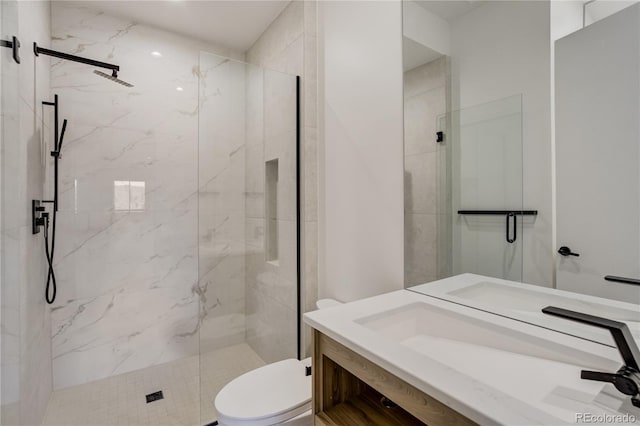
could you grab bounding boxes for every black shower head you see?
[34,43,133,88]
[94,70,134,88]
[58,119,68,153]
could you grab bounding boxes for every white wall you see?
[585,0,639,25]
[551,1,583,42]
[550,0,584,283]
[318,0,404,302]
[450,0,553,287]
[402,0,450,56]
[555,4,640,302]
[1,1,53,424]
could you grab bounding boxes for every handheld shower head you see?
[94,70,134,88]
[58,119,68,153]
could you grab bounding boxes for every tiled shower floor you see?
[42,343,265,426]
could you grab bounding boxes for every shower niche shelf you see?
[266,158,279,263]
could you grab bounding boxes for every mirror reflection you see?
[403,0,640,347]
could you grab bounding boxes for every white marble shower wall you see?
[404,57,447,287]
[197,54,248,354]
[49,3,242,390]
[244,0,311,363]
[197,47,298,364]
[2,1,53,424]
[244,66,298,363]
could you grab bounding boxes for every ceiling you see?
[414,0,484,22]
[58,0,290,52]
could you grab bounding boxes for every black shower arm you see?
[33,42,119,74]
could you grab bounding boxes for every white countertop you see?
[304,290,640,425]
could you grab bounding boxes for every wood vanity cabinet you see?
[312,330,477,426]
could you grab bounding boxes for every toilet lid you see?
[215,358,312,425]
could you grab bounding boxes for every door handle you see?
[558,246,579,257]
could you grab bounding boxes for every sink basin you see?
[356,302,622,423]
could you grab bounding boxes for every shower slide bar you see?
[33,94,68,305]
[0,36,21,64]
[457,210,538,244]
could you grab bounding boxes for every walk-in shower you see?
[1,3,303,424]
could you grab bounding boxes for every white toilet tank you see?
[315,298,341,310]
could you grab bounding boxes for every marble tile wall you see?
[404,57,448,287]
[1,1,53,425]
[198,53,248,355]
[1,4,22,423]
[49,3,242,389]
[244,0,319,361]
[243,66,298,363]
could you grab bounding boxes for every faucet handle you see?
[581,370,620,384]
[542,306,640,371]
[582,368,640,396]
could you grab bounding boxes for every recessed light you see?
[176,87,184,92]
[151,51,162,58]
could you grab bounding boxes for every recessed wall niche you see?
[266,158,279,263]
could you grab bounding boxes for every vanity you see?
[304,1,640,424]
[304,277,640,425]
[311,329,474,425]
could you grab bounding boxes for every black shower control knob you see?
[558,246,580,257]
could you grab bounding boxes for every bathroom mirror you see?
[403,0,640,347]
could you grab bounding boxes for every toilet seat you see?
[215,357,312,426]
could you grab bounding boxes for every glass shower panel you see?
[198,52,299,425]
[1,1,21,423]
[450,95,524,281]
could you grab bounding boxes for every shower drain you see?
[145,390,164,403]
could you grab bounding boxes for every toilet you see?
[214,299,342,426]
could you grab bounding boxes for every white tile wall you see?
[1,3,23,423]
[404,57,447,287]
[49,3,243,390]
[243,0,319,361]
[0,1,53,425]
[198,53,248,354]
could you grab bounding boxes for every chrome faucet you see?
[542,306,640,408]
